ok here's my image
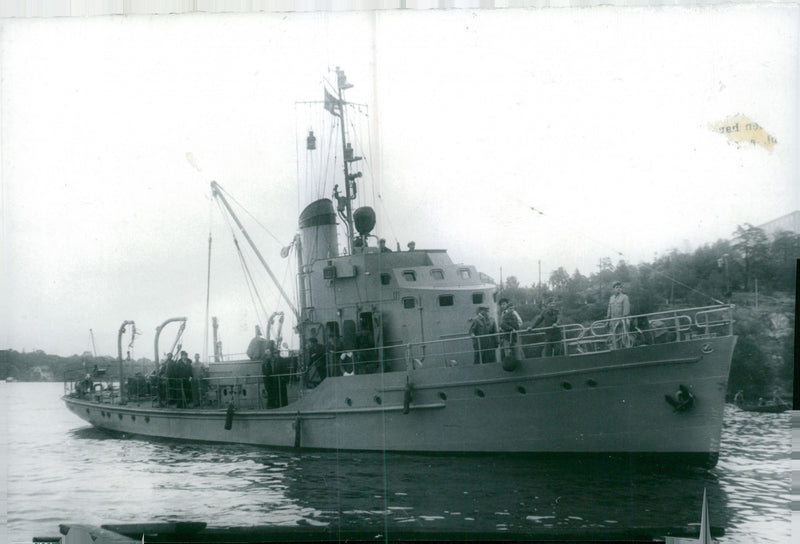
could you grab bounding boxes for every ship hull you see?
[64,336,734,466]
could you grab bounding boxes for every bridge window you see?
[438,295,454,307]
[342,320,356,351]
[472,293,484,304]
[403,270,416,282]
[402,297,416,309]
[380,273,391,285]
[430,269,444,280]
[458,268,471,279]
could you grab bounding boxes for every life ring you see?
[340,352,355,376]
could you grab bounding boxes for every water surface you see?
[2,382,791,543]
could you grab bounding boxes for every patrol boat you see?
[63,68,736,468]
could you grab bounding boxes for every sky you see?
[1,6,797,358]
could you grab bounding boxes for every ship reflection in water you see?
[5,384,790,544]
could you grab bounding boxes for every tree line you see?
[500,224,797,322]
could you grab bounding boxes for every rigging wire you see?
[203,200,213,364]
[215,198,269,330]
[294,102,303,215]
[216,184,285,246]
[348,102,398,246]
[235,236,270,328]
[324,115,338,200]
[527,206,725,305]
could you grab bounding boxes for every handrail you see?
[153,317,187,369]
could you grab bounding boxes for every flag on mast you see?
[324,88,340,117]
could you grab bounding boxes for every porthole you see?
[586,379,598,388]
[345,397,352,406]
[242,389,247,397]
[439,392,447,401]
[475,389,485,398]
[131,415,136,422]
[118,413,123,420]
[374,395,382,405]
[561,382,572,390]
[86,409,90,415]
[517,386,526,394]
[145,416,150,423]
[223,388,228,397]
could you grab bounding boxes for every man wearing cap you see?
[469,306,498,364]
[379,238,392,253]
[606,281,631,349]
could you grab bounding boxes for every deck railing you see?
[66,305,734,407]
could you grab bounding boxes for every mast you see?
[329,67,362,254]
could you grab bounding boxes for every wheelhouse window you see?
[380,273,391,285]
[430,269,444,280]
[402,297,416,309]
[458,268,471,279]
[342,320,357,350]
[472,293,484,304]
[438,295,454,307]
[403,270,417,282]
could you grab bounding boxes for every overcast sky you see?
[1,6,797,358]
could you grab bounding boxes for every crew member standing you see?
[469,306,498,364]
[176,350,193,407]
[531,299,562,357]
[606,281,631,349]
[498,298,522,366]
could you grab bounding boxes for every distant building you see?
[758,211,800,238]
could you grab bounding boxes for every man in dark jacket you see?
[531,300,562,357]
[176,350,193,407]
[498,298,522,365]
[469,306,498,363]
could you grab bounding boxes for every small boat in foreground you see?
[62,68,736,468]
[733,391,791,413]
[44,520,725,544]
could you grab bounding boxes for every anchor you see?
[665,385,695,413]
